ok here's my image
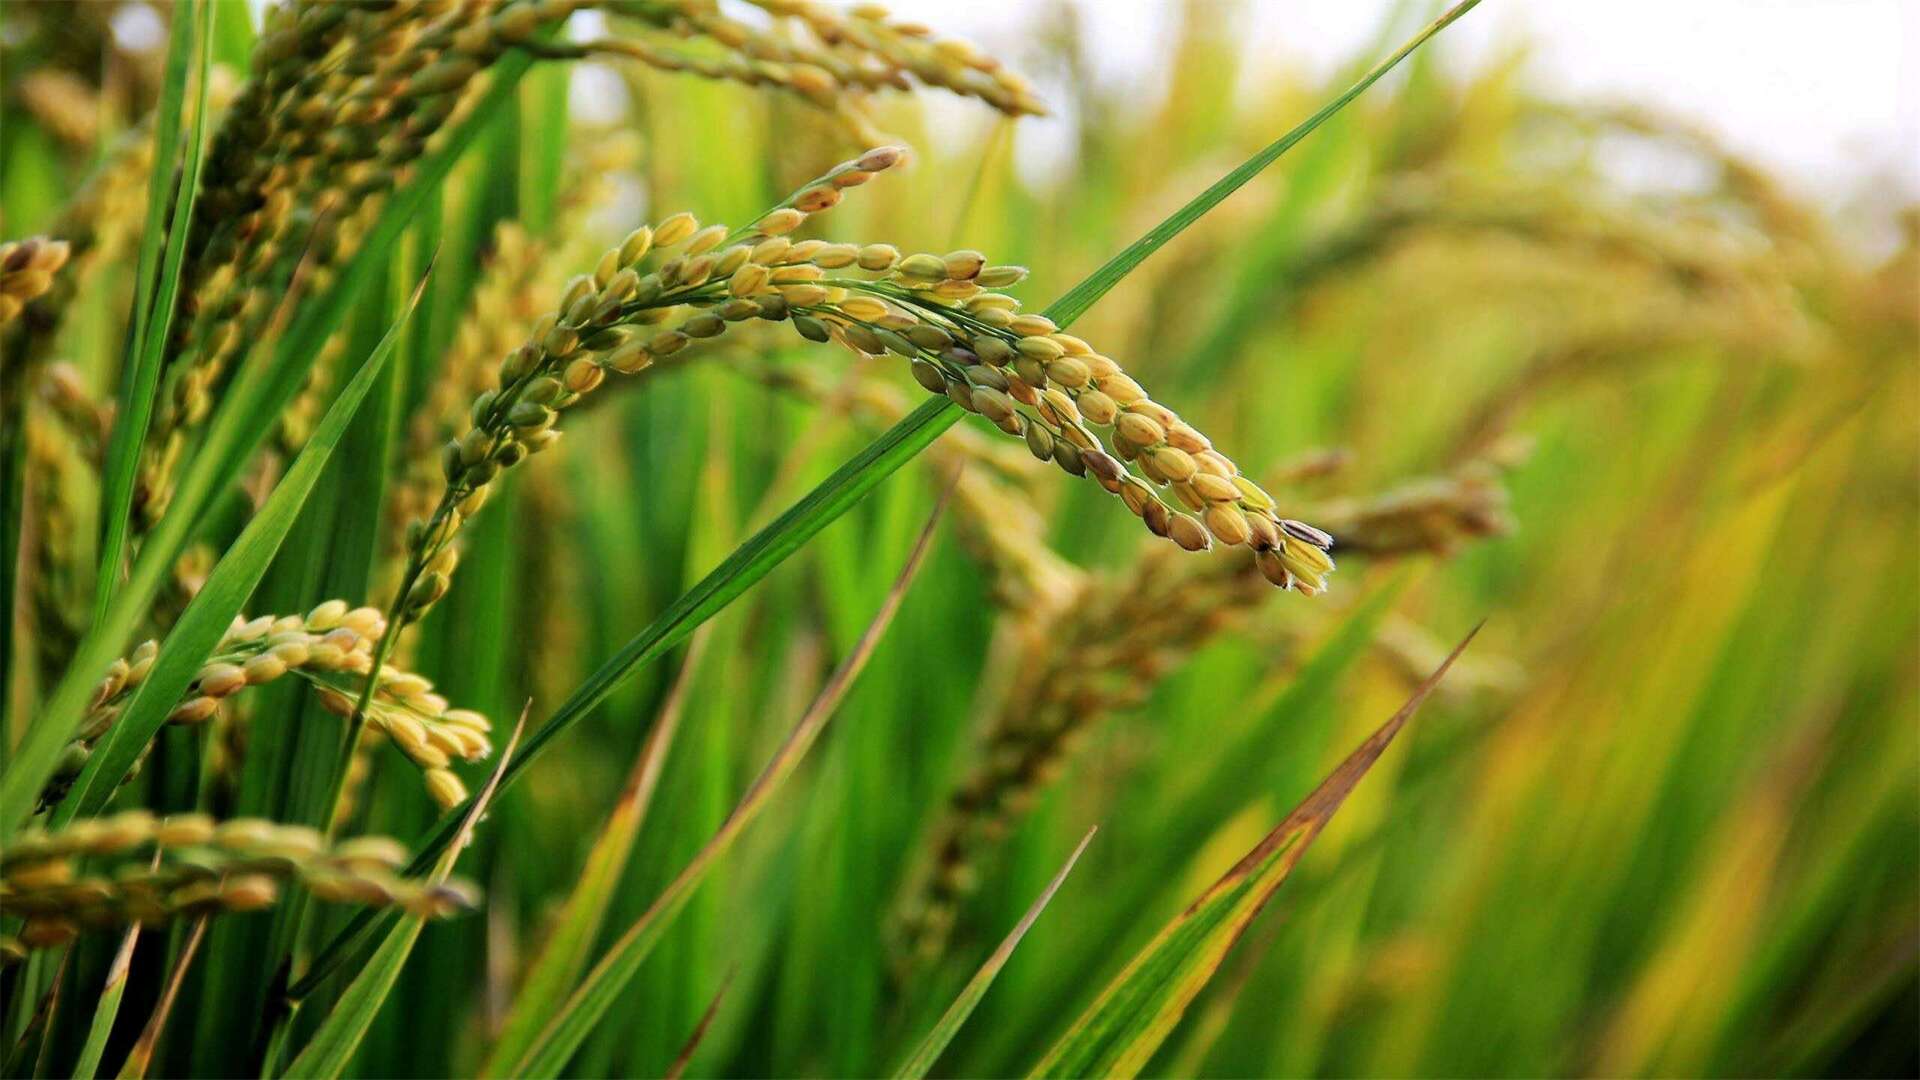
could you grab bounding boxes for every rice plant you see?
[3,1,1913,1077]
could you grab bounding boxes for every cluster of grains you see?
[602,0,1044,117]
[784,255,1335,592]
[0,237,72,326]
[135,0,598,529]
[56,602,491,811]
[387,145,911,625]
[0,811,477,960]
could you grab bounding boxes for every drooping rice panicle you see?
[0,811,478,961]
[579,0,1045,128]
[48,602,492,812]
[390,143,1331,648]
[738,0,1047,115]
[133,0,1033,532]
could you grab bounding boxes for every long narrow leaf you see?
[94,0,215,618]
[893,827,1098,1080]
[281,708,527,1080]
[1028,625,1482,1079]
[288,2,1480,991]
[505,496,948,1078]
[45,269,431,826]
[482,631,712,1075]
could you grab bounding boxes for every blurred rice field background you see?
[2,1,1915,1076]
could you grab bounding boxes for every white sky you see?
[883,0,1920,203]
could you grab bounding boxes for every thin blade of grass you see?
[5,949,69,1079]
[41,267,431,827]
[482,630,712,1075]
[894,827,1098,1080]
[662,969,735,1080]
[287,3,1479,990]
[281,707,528,1080]
[1027,625,1481,1079]
[71,893,147,1079]
[94,0,215,618]
[504,495,948,1078]
[114,916,207,1079]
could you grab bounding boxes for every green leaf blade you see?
[893,827,1098,1080]
[94,0,217,620]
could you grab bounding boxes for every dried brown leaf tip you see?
[0,237,72,326]
[0,812,478,961]
[55,602,490,811]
